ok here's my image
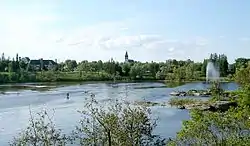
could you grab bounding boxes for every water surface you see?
[0,82,238,145]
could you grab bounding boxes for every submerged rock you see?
[177,101,237,112]
[170,92,180,96]
[170,89,212,97]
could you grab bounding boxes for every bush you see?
[10,109,68,146]
[11,96,165,146]
[71,97,165,146]
[168,106,250,145]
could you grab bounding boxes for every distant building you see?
[125,51,134,63]
[27,58,57,71]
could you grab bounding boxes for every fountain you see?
[206,61,220,83]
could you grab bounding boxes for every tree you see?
[235,62,250,86]
[149,62,160,78]
[122,63,131,76]
[169,107,250,145]
[10,109,68,146]
[65,60,77,71]
[72,96,165,146]
[201,59,208,77]
[235,58,250,69]
[173,66,186,82]
[129,63,145,79]
[218,54,228,77]
[97,60,103,71]
[185,63,195,80]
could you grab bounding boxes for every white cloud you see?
[0,5,209,62]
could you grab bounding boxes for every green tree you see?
[10,109,68,146]
[65,60,77,71]
[235,58,250,69]
[201,59,208,77]
[169,107,250,145]
[235,62,250,86]
[185,63,195,80]
[122,63,131,76]
[129,63,144,79]
[173,66,185,82]
[72,97,165,146]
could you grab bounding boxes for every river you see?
[0,82,238,145]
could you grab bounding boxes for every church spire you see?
[125,51,128,62]
[125,51,128,58]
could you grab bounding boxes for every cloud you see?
[58,24,209,62]
[0,4,209,62]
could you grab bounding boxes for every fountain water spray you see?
[206,61,220,83]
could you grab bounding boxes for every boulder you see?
[170,91,180,96]
[179,92,187,96]
[212,101,237,112]
[193,93,200,96]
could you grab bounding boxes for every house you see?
[27,58,57,71]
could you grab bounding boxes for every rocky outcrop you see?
[170,90,212,97]
[177,101,237,112]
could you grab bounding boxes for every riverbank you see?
[0,71,233,84]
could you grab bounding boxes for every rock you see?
[178,106,186,109]
[184,103,210,111]
[179,92,187,96]
[180,101,237,112]
[212,101,237,112]
[170,92,180,96]
[193,93,200,96]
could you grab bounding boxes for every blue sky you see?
[1,0,250,63]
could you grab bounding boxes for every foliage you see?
[209,81,224,101]
[65,59,77,71]
[168,106,250,145]
[0,52,238,83]
[235,62,250,86]
[10,109,68,146]
[72,97,165,146]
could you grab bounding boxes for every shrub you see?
[10,109,68,146]
[168,106,250,145]
[71,96,165,146]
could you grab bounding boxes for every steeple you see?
[125,51,128,58]
[125,51,128,62]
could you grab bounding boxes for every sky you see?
[1,0,250,63]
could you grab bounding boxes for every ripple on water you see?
[0,82,238,145]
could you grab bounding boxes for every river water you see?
[0,82,238,145]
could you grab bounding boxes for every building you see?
[125,51,134,63]
[27,58,57,71]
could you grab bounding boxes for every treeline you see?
[1,52,250,83]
